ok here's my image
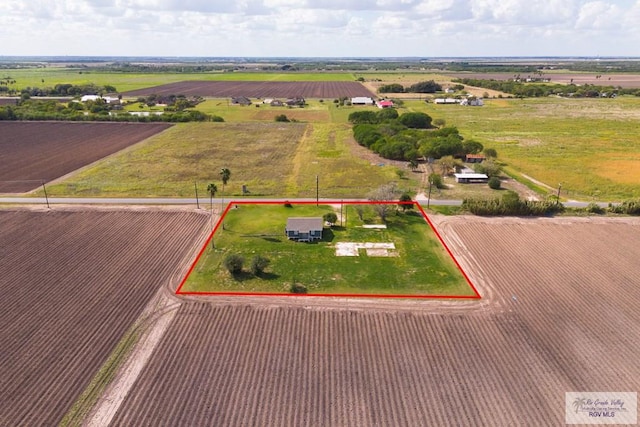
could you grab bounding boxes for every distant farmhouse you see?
[460,98,484,106]
[351,97,374,105]
[454,173,489,184]
[285,217,324,242]
[231,96,252,106]
[285,97,305,106]
[465,154,486,163]
[80,94,120,104]
[434,98,460,105]
[377,100,394,109]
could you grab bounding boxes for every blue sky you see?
[1,0,639,57]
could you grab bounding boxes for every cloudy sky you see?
[1,0,639,57]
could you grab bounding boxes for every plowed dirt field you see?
[0,122,171,193]
[123,81,374,98]
[108,216,640,426]
[0,208,209,426]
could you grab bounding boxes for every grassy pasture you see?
[43,121,408,198]
[402,97,640,201]
[182,204,474,296]
[1,68,356,92]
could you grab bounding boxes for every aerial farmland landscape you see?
[3,2,640,422]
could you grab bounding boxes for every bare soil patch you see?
[0,122,171,193]
[123,81,375,98]
[0,208,209,426]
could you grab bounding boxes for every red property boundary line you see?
[176,200,481,300]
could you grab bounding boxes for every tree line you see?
[349,109,483,162]
[453,78,640,98]
[378,80,442,94]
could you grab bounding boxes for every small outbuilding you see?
[465,154,486,163]
[351,97,374,105]
[454,173,489,184]
[377,100,394,109]
[285,217,324,242]
[231,96,252,106]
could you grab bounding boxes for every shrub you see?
[323,212,338,225]
[586,202,605,214]
[290,283,308,294]
[250,255,270,276]
[223,254,244,274]
[275,114,290,122]
[429,173,445,189]
[284,201,293,208]
[488,176,501,190]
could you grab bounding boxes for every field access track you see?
[110,217,640,425]
[0,122,171,193]
[0,208,209,426]
[123,81,375,99]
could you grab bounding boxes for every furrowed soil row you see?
[0,208,209,426]
[107,216,640,426]
[0,122,171,193]
[123,81,375,98]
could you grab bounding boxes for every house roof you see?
[286,217,323,233]
[454,173,489,179]
[466,154,486,159]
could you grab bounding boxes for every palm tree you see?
[207,183,218,211]
[219,168,231,229]
[219,168,231,194]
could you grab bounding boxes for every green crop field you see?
[1,68,356,92]
[42,121,410,198]
[181,203,474,296]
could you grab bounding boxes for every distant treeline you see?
[378,80,443,94]
[0,98,222,123]
[453,78,640,97]
[0,82,117,96]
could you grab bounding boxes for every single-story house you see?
[285,217,324,242]
[286,97,305,106]
[465,154,486,163]
[434,98,460,105]
[460,98,484,106]
[377,100,394,109]
[454,173,489,184]
[231,96,252,106]
[270,99,284,107]
[351,97,374,105]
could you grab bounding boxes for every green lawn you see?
[181,204,475,296]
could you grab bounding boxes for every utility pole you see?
[427,179,433,209]
[41,180,50,209]
[556,183,562,205]
[316,175,319,206]
[194,182,199,209]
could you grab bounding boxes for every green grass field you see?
[43,121,410,198]
[1,68,356,92]
[9,66,640,201]
[401,97,640,201]
[181,204,474,296]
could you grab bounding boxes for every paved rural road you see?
[0,196,597,208]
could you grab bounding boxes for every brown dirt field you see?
[0,207,209,426]
[123,81,375,99]
[109,216,640,426]
[0,122,172,193]
[443,72,640,88]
